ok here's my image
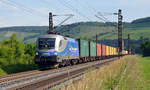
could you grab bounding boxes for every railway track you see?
[0,70,39,82]
[0,57,119,90]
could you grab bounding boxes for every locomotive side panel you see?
[51,37,79,62]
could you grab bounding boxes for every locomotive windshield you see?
[38,38,56,49]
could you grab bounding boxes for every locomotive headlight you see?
[36,52,39,55]
[54,52,57,55]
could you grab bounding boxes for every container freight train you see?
[34,34,128,68]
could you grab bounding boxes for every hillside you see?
[0,17,150,53]
[0,19,150,43]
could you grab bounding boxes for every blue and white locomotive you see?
[35,34,79,68]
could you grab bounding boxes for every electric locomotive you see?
[34,34,79,68]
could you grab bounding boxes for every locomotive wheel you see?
[71,59,78,65]
[66,60,71,66]
[60,60,67,67]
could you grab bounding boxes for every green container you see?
[79,39,89,57]
[90,41,97,56]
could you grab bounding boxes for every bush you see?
[140,40,150,57]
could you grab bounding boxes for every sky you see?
[0,0,150,27]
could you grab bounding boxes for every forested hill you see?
[0,17,150,44]
[130,17,150,28]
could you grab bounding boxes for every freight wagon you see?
[35,34,128,69]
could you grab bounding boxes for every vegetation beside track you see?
[0,34,37,76]
[61,55,150,90]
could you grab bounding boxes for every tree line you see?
[0,34,36,73]
[141,39,150,57]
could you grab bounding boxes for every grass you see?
[116,56,149,90]
[0,68,7,76]
[137,55,150,84]
[61,55,150,90]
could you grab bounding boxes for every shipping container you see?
[122,50,128,55]
[97,43,102,56]
[111,46,113,55]
[78,39,89,57]
[89,41,97,56]
[113,48,115,55]
[113,47,115,55]
[110,46,112,55]
[102,45,106,56]
[109,46,111,56]
[112,47,114,55]
[106,45,109,56]
[115,48,118,55]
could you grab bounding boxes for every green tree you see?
[25,44,35,56]
[15,41,25,64]
[140,40,150,56]
[24,44,35,64]
[0,45,13,65]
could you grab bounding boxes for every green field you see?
[138,55,150,84]
[116,55,150,89]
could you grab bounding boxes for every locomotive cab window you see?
[38,38,56,49]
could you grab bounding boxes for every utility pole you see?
[118,9,123,56]
[48,12,55,34]
[128,34,131,54]
[96,34,98,43]
[47,13,74,34]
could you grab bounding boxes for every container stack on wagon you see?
[78,39,89,62]
[96,43,102,60]
[102,45,106,57]
[89,41,97,61]
[78,39,128,62]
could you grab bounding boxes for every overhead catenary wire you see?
[97,12,110,22]
[75,0,112,23]
[95,12,118,41]
[75,0,97,16]
[0,0,48,18]
[95,15,108,23]
[56,0,92,21]
[96,12,118,28]
[41,0,92,30]
[0,0,33,15]
[38,0,76,26]
[0,0,62,26]
[73,0,115,40]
